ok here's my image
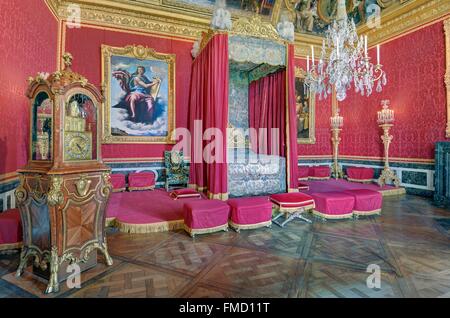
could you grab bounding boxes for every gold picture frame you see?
[101,44,176,144]
[295,67,316,144]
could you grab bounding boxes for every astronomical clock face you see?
[64,131,92,161]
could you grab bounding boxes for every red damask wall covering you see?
[0,0,58,176]
[64,26,194,160]
[338,21,446,160]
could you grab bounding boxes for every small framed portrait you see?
[101,45,176,144]
[295,67,316,144]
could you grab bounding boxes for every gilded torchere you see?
[330,109,344,179]
[377,100,400,187]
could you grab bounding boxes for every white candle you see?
[377,44,380,65]
[307,55,310,72]
[311,45,315,65]
[364,35,368,57]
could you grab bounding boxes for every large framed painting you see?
[102,45,175,144]
[295,67,315,144]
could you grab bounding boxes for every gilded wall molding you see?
[444,18,450,138]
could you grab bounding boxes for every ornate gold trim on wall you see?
[295,67,315,144]
[45,0,449,53]
[101,44,176,144]
[445,18,450,138]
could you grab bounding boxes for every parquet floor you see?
[1,194,450,298]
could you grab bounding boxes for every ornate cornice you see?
[359,0,450,46]
[45,0,449,56]
[231,16,283,41]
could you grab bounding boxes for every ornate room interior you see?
[0,0,449,299]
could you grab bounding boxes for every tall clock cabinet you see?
[15,53,113,294]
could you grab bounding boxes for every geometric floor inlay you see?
[1,194,450,298]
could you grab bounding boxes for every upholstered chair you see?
[164,150,189,191]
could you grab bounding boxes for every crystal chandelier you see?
[305,0,387,101]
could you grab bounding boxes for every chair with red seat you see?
[270,192,315,227]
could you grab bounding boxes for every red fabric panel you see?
[0,0,58,175]
[0,209,22,245]
[311,192,355,215]
[227,197,272,225]
[249,71,286,156]
[338,21,446,159]
[183,200,230,229]
[188,34,229,196]
[65,27,193,159]
[287,45,299,189]
[347,167,374,180]
[343,189,382,212]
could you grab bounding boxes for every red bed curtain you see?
[188,34,229,200]
[248,44,298,191]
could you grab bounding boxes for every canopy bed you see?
[188,17,298,199]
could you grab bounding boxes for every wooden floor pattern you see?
[1,194,450,298]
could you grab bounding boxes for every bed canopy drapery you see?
[188,17,298,199]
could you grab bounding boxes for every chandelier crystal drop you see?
[305,0,387,102]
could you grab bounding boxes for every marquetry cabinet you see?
[15,53,113,294]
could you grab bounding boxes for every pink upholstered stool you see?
[310,192,355,220]
[110,174,126,192]
[310,166,331,180]
[0,209,22,251]
[343,189,382,217]
[298,166,310,181]
[183,200,230,237]
[270,193,315,227]
[128,171,156,191]
[227,197,273,232]
[347,167,375,183]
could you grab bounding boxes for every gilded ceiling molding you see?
[48,0,207,40]
[444,18,450,138]
[46,0,449,57]
[359,0,450,46]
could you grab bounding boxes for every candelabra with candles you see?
[330,109,344,179]
[377,100,400,187]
